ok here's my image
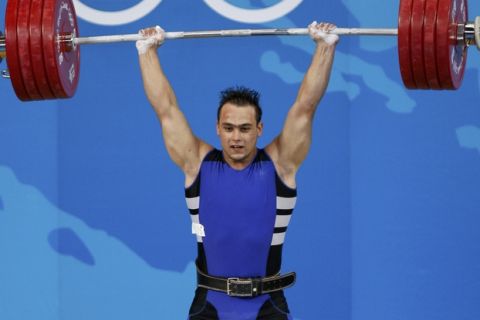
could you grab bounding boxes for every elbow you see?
[146,90,176,115]
[152,102,175,119]
[294,98,321,116]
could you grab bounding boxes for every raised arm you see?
[137,27,212,184]
[266,22,338,187]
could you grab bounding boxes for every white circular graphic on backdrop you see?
[203,0,303,23]
[72,0,163,26]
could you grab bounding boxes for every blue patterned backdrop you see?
[1,0,480,319]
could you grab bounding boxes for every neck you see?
[222,149,258,170]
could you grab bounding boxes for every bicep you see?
[158,106,211,173]
[269,105,314,170]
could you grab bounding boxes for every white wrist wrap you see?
[308,21,339,45]
[136,25,165,55]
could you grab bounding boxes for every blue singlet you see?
[185,149,297,320]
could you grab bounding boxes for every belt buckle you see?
[227,277,255,297]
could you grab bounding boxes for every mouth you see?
[230,145,244,151]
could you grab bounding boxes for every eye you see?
[240,126,252,133]
[223,126,233,132]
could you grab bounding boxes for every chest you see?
[198,161,277,236]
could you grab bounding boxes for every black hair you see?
[217,86,262,124]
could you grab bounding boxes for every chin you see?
[225,150,248,162]
[229,153,247,162]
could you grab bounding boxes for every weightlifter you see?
[137,21,338,320]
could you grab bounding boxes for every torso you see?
[185,148,296,319]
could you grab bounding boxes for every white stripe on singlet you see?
[276,196,296,210]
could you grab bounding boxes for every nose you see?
[232,128,241,140]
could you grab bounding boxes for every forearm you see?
[139,48,178,117]
[295,42,336,114]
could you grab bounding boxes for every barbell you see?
[0,0,479,101]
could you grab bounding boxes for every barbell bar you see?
[0,0,479,102]
[71,28,399,45]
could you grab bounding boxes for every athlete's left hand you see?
[308,21,339,46]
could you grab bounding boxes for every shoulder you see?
[263,145,297,189]
[184,143,215,186]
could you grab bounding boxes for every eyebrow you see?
[221,123,253,128]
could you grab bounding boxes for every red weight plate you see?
[410,0,429,89]
[5,0,30,100]
[436,0,468,89]
[398,0,416,89]
[423,0,441,89]
[30,0,56,99]
[42,0,80,98]
[17,0,44,100]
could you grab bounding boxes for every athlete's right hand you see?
[136,26,165,55]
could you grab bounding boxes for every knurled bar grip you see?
[73,27,399,45]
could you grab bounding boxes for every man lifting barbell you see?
[136,22,338,319]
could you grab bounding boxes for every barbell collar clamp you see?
[0,32,5,63]
[463,21,476,46]
[475,16,480,51]
[2,70,10,79]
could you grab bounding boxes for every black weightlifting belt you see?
[196,267,296,297]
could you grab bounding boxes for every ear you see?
[257,122,263,137]
[216,122,220,136]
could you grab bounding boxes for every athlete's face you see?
[217,103,263,169]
